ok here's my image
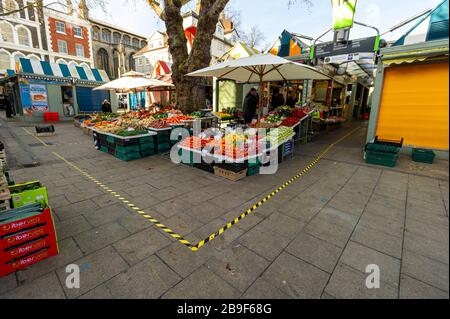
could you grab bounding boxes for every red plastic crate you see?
[0,223,56,250]
[1,234,57,261]
[43,112,60,123]
[0,245,59,277]
[0,208,54,237]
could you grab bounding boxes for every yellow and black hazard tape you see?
[46,127,358,252]
[192,128,360,250]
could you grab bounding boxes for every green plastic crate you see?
[140,136,155,144]
[115,145,141,154]
[179,149,196,165]
[157,143,171,153]
[106,135,115,144]
[100,146,108,153]
[247,166,260,176]
[141,149,156,157]
[115,152,142,161]
[365,150,399,168]
[366,143,400,154]
[140,143,156,151]
[9,181,49,208]
[412,148,436,164]
[247,158,261,168]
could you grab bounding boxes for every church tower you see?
[78,0,90,20]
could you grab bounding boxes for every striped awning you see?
[395,0,448,46]
[17,58,110,83]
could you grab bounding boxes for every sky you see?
[88,0,444,44]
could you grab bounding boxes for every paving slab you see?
[56,246,129,299]
[162,266,241,299]
[286,232,343,273]
[340,241,401,288]
[351,224,403,259]
[105,255,181,299]
[402,250,449,292]
[0,273,17,295]
[262,252,329,299]
[324,263,397,299]
[403,232,449,265]
[73,222,130,254]
[241,278,291,299]
[55,215,93,241]
[113,228,172,265]
[1,272,66,299]
[400,274,449,299]
[78,284,114,299]
[206,245,270,293]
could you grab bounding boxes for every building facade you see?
[134,10,236,78]
[0,0,48,75]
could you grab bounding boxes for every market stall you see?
[179,54,330,180]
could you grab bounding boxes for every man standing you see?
[3,96,14,118]
[243,88,258,124]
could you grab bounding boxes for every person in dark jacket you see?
[286,92,297,108]
[271,89,285,111]
[243,88,258,124]
[101,99,112,113]
[4,96,14,118]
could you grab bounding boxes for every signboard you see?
[324,53,360,64]
[310,36,380,59]
[29,84,49,112]
[332,0,358,30]
[19,80,49,116]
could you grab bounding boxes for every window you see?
[97,48,110,77]
[27,2,35,21]
[74,26,83,38]
[0,23,14,43]
[0,51,11,70]
[113,33,121,45]
[56,21,66,34]
[13,53,25,65]
[92,27,100,40]
[17,27,30,46]
[76,44,85,57]
[102,30,111,43]
[5,0,19,18]
[123,35,130,46]
[58,40,68,54]
[132,38,139,48]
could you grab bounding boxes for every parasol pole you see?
[257,72,263,123]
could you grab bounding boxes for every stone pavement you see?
[0,116,448,299]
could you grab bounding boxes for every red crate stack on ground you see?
[0,206,59,277]
[43,112,60,123]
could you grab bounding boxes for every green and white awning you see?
[395,0,449,46]
[16,58,110,83]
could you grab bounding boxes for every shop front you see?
[1,58,111,122]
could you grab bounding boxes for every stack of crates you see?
[139,135,156,157]
[152,129,172,154]
[365,137,403,168]
[412,148,436,164]
[247,158,261,176]
[111,136,141,161]
[0,204,59,277]
[178,147,197,167]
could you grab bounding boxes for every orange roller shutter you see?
[376,61,449,150]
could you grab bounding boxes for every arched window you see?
[132,38,139,48]
[0,22,14,43]
[28,54,40,63]
[123,35,130,46]
[97,48,110,77]
[113,32,121,45]
[128,54,135,71]
[102,30,111,43]
[92,26,100,41]
[4,0,19,18]
[13,52,25,70]
[113,50,120,78]
[68,61,78,76]
[17,26,31,46]
[0,51,12,70]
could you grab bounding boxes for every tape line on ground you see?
[47,127,358,252]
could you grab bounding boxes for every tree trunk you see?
[163,0,229,113]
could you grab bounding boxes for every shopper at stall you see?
[271,89,285,111]
[243,88,258,124]
[3,96,14,119]
[101,99,112,113]
[286,92,297,108]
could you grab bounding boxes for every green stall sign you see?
[332,0,358,30]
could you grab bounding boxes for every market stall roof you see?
[16,58,110,83]
[394,0,449,46]
[93,75,174,92]
[187,53,331,82]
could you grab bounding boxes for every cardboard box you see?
[9,181,49,208]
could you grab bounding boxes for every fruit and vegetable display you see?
[214,112,237,121]
[116,129,149,137]
[265,126,295,145]
[190,111,203,119]
[163,115,193,125]
[147,120,171,129]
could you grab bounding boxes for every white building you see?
[134,11,237,77]
[0,0,48,75]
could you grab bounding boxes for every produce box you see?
[247,165,260,176]
[9,181,49,208]
[214,166,247,182]
[106,135,115,144]
[140,136,155,145]
[365,150,399,168]
[157,143,171,153]
[114,136,140,147]
[115,145,141,155]
[115,152,142,162]
[412,148,436,164]
[141,149,156,157]
[100,146,108,153]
